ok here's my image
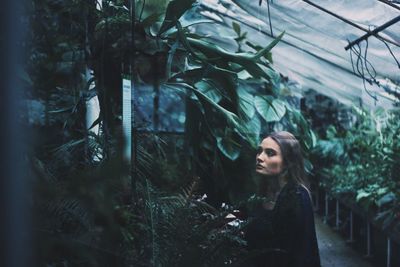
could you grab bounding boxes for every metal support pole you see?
[335,199,340,229]
[387,238,391,267]
[348,210,355,242]
[366,222,372,257]
[378,0,400,11]
[324,194,329,223]
[130,0,137,202]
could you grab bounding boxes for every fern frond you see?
[179,176,200,203]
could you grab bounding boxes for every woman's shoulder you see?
[278,181,302,198]
[281,181,310,197]
[276,182,312,210]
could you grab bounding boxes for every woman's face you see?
[256,137,284,176]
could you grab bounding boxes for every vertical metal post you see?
[366,222,372,257]
[348,210,354,242]
[335,199,340,229]
[130,0,137,201]
[324,193,329,223]
[386,238,391,267]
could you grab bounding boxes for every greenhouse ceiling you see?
[193,0,400,108]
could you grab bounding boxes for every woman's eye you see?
[266,149,276,157]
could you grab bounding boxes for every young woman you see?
[244,131,321,267]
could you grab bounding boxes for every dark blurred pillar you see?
[1,0,31,266]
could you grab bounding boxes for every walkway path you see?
[315,216,374,267]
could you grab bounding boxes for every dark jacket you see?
[244,181,321,267]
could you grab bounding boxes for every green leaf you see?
[217,135,241,161]
[194,79,222,103]
[232,21,241,35]
[186,32,284,76]
[245,41,273,63]
[141,12,163,27]
[376,192,396,207]
[254,95,272,121]
[158,0,196,35]
[55,62,74,74]
[237,69,253,80]
[356,190,370,202]
[265,68,281,91]
[310,130,317,148]
[166,40,180,79]
[166,82,257,148]
[238,86,255,119]
[244,116,261,141]
[253,31,285,61]
[326,125,337,139]
[61,50,85,61]
[254,96,286,122]
[167,83,240,127]
[377,187,389,196]
[304,159,313,174]
[375,209,392,221]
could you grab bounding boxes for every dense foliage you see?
[25,0,317,266]
[313,107,400,231]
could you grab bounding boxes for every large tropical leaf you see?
[254,96,286,122]
[216,134,241,161]
[186,31,284,64]
[238,86,255,119]
[243,115,261,144]
[158,0,196,35]
[185,32,284,79]
[195,79,223,103]
[166,82,257,148]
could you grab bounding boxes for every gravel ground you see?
[315,216,374,267]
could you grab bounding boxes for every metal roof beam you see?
[345,15,400,50]
[302,0,400,49]
[377,0,400,11]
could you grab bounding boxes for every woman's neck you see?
[258,174,288,210]
[264,174,288,199]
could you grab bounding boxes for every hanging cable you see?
[348,41,378,101]
[380,38,400,69]
[363,39,377,84]
[266,0,274,37]
[259,0,274,37]
[348,40,357,75]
